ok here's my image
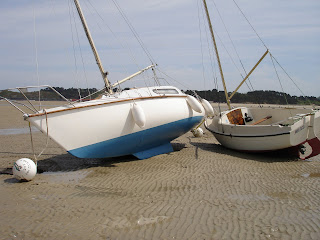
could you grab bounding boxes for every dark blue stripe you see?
[205,125,290,138]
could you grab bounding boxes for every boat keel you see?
[133,143,173,159]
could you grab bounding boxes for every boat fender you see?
[186,95,203,113]
[12,158,37,181]
[132,103,146,128]
[201,99,215,117]
[192,127,204,137]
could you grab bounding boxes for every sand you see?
[0,101,320,239]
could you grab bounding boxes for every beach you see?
[0,102,319,239]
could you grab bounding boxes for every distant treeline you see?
[185,89,320,105]
[1,87,319,105]
[0,87,99,101]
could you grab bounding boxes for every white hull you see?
[205,107,320,159]
[26,86,205,159]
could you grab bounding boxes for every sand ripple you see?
[1,128,320,239]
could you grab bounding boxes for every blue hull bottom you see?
[133,142,173,159]
[68,116,203,159]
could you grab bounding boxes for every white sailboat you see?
[1,0,209,160]
[201,0,320,160]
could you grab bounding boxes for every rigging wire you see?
[270,53,294,119]
[211,0,254,92]
[269,53,310,105]
[156,67,193,90]
[85,0,156,92]
[232,0,309,105]
[232,0,268,50]
[49,0,57,16]
[197,0,207,95]
[198,0,223,112]
[110,0,156,65]
[155,67,201,99]
[211,0,306,107]
[270,53,289,106]
[201,0,255,101]
[32,1,41,110]
[70,0,92,99]
[211,0,265,107]
[109,0,157,94]
[201,1,252,106]
[200,1,220,92]
[67,0,82,99]
[85,0,139,72]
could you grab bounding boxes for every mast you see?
[202,0,231,110]
[73,0,113,94]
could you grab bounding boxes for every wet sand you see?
[0,102,320,239]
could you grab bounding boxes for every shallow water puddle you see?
[103,216,132,229]
[301,173,310,178]
[137,216,169,226]
[102,215,170,229]
[301,172,320,178]
[0,127,39,135]
[228,194,271,201]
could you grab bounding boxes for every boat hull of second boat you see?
[205,107,320,156]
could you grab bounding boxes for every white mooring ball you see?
[12,158,37,181]
[192,127,204,138]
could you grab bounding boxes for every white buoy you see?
[132,103,146,128]
[12,158,37,181]
[201,99,215,117]
[192,127,204,137]
[186,95,203,113]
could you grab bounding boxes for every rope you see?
[193,118,206,131]
[28,110,50,164]
[29,122,36,163]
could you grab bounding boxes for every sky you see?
[0,0,319,97]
